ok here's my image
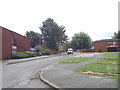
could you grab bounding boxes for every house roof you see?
[0,26,30,40]
[94,39,120,43]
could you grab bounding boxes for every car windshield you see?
[67,48,73,51]
[68,50,72,51]
[68,48,73,50]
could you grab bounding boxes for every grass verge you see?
[75,52,119,78]
[59,57,94,63]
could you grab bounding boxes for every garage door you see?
[107,47,118,52]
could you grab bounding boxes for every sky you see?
[0,0,119,41]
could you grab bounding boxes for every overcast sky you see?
[0,0,119,41]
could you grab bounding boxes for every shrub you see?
[35,46,59,55]
[40,49,51,55]
[37,48,52,55]
[51,50,61,54]
[98,48,102,52]
[36,52,43,56]
[12,51,39,59]
[40,48,46,55]
[12,52,30,59]
[25,51,37,57]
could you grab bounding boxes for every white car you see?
[67,48,73,54]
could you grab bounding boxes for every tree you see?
[62,41,72,51]
[71,32,92,50]
[39,18,68,51]
[25,31,42,48]
[112,31,120,39]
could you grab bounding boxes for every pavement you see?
[2,55,50,65]
[2,52,77,88]
[2,53,119,89]
[2,52,94,65]
[2,53,68,65]
[0,61,2,90]
[40,53,119,88]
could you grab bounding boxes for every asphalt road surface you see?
[0,61,2,89]
[2,53,80,88]
[2,53,118,88]
[42,53,118,88]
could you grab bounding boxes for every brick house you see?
[92,39,120,52]
[0,26,30,60]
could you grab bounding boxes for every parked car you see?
[67,48,73,54]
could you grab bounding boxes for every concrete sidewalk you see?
[40,54,118,88]
[2,55,50,65]
[0,61,2,90]
[2,53,67,65]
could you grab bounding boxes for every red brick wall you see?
[76,49,95,53]
[12,32,30,52]
[93,41,120,52]
[1,27,30,60]
[0,27,2,60]
[92,42,107,52]
[2,28,12,59]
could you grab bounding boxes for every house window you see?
[113,42,116,45]
[12,45,17,53]
[107,41,112,44]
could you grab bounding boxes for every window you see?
[107,41,112,44]
[12,45,17,53]
[113,42,116,45]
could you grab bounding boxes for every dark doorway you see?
[107,47,118,52]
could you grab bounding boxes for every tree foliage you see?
[112,31,120,39]
[71,32,92,50]
[62,41,72,51]
[40,18,68,51]
[25,31,42,48]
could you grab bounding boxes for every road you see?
[2,53,80,88]
[0,61,2,90]
[2,53,118,88]
[42,53,118,88]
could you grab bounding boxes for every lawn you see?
[75,52,119,78]
[59,57,94,63]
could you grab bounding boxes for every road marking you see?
[14,79,30,88]
[90,76,104,79]
[75,54,94,57]
[93,53,103,55]
[101,79,116,83]
[43,65,54,71]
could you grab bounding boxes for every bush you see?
[12,51,39,59]
[40,48,51,55]
[11,48,60,59]
[12,52,30,59]
[51,50,61,54]
[35,46,59,55]
[36,52,43,56]
[44,49,51,55]
[25,51,37,57]
[36,47,52,55]
[40,48,46,55]
[98,48,102,52]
